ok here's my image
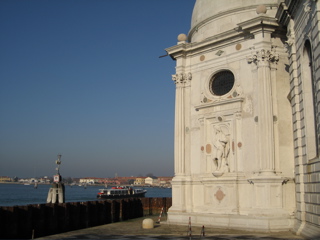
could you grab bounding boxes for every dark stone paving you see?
[40,236,303,240]
[37,216,306,240]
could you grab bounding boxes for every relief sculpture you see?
[212,126,230,176]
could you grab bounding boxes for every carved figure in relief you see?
[212,127,230,172]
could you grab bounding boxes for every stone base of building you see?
[167,211,295,232]
[294,220,320,239]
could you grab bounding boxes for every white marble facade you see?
[166,0,297,232]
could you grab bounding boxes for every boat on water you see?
[97,186,147,199]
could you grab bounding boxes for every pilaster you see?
[172,72,192,176]
[247,47,279,175]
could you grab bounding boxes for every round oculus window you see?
[210,70,235,96]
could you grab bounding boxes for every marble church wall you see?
[166,0,320,237]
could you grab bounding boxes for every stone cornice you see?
[166,16,284,61]
[166,30,251,61]
[276,1,290,26]
[287,0,303,18]
[194,98,243,112]
[239,15,286,39]
[165,44,187,60]
[247,174,293,185]
[238,15,280,33]
[197,172,248,183]
[276,0,317,27]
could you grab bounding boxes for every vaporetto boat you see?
[97,186,147,199]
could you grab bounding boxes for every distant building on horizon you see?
[145,176,158,186]
[133,177,146,185]
[77,176,173,186]
[0,176,12,182]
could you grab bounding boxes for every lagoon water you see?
[0,183,172,207]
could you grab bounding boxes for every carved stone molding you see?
[304,0,312,13]
[243,96,253,115]
[235,112,242,120]
[284,35,295,54]
[283,23,295,54]
[198,118,204,126]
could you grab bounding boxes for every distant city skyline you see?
[10,172,173,179]
[0,0,196,178]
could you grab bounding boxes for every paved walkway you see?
[38,216,305,240]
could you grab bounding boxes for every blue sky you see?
[0,0,195,178]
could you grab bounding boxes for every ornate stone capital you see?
[172,72,192,85]
[247,47,279,67]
